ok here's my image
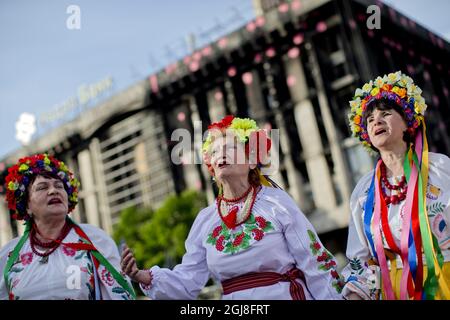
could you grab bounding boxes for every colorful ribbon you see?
[363,121,450,299]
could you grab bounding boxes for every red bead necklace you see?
[217,185,258,229]
[30,220,73,263]
[220,185,252,203]
[380,162,407,205]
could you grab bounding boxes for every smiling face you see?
[209,133,255,185]
[27,174,69,220]
[366,105,408,152]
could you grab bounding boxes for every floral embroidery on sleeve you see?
[349,257,365,275]
[427,202,448,244]
[207,214,273,254]
[307,230,344,293]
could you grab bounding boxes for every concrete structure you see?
[1,0,449,257]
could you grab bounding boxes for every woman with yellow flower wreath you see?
[121,115,343,299]
[342,71,450,300]
[0,154,135,300]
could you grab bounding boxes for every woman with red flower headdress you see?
[342,71,450,300]
[0,154,135,300]
[121,115,343,300]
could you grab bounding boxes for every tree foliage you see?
[113,189,207,269]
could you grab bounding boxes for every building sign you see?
[39,76,114,127]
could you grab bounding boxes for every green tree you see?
[113,190,207,270]
[112,205,153,268]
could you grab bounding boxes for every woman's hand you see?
[121,245,152,286]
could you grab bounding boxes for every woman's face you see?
[210,134,254,184]
[27,175,69,220]
[366,107,408,152]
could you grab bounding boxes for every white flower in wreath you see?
[406,83,416,95]
[374,76,385,88]
[362,81,373,94]
[354,88,364,98]
[387,71,401,83]
[350,97,361,110]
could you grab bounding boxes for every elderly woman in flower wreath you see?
[342,71,450,300]
[121,115,343,300]
[0,154,135,300]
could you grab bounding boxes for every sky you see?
[1,0,450,159]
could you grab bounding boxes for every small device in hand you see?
[119,239,127,256]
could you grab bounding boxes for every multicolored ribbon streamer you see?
[363,121,450,299]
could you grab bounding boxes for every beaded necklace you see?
[29,220,73,264]
[380,162,408,205]
[217,185,258,229]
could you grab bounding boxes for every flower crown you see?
[348,71,427,152]
[202,115,271,175]
[5,153,80,220]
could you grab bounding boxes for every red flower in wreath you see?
[313,242,321,250]
[208,115,235,130]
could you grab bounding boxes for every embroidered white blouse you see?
[140,186,344,300]
[342,152,450,299]
[0,224,132,300]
